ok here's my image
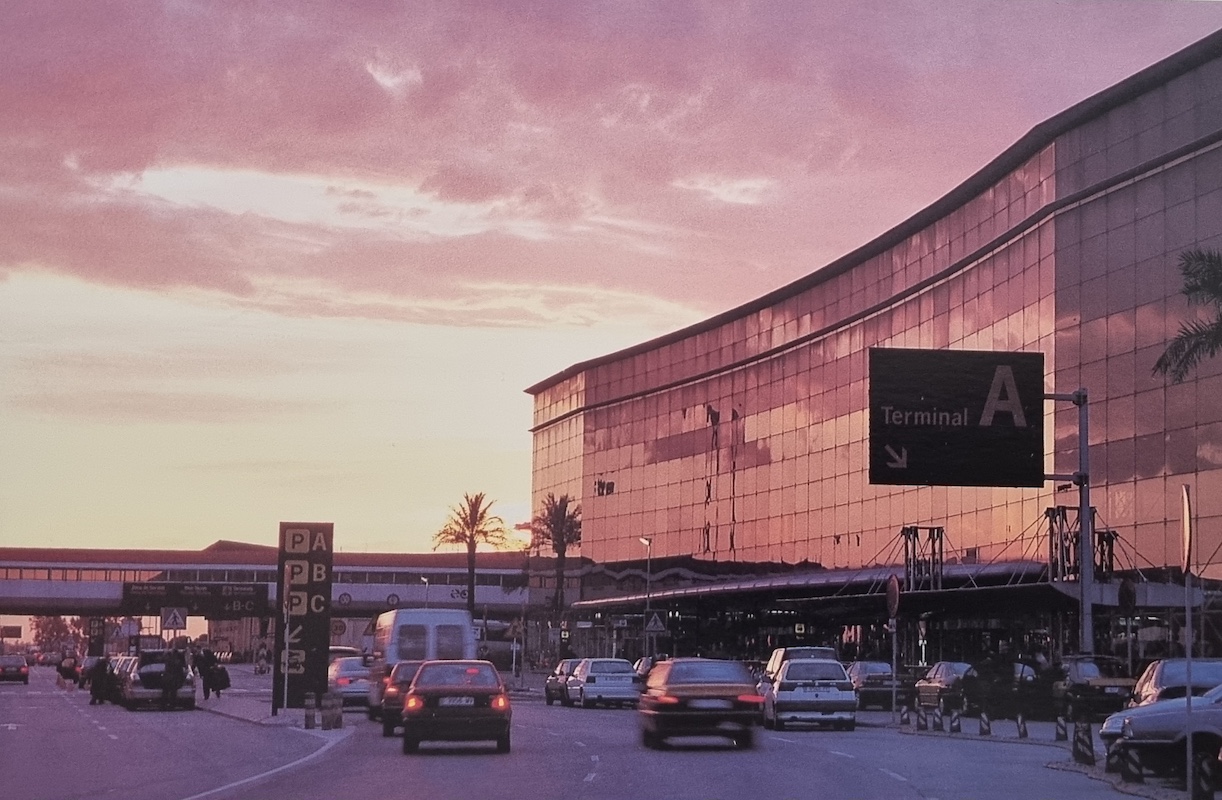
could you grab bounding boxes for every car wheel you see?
[183,700,195,711]
[402,735,419,754]
[496,731,511,753]
[561,691,573,708]
[579,690,593,709]
[762,712,774,730]
[735,729,755,749]
[546,691,555,706]
[843,720,856,732]
[641,728,656,749]
[382,716,396,737]
[367,704,378,721]
[774,716,786,732]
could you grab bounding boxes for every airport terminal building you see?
[526,31,1222,662]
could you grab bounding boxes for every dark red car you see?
[399,660,512,754]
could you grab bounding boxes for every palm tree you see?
[433,492,508,616]
[1153,248,1222,383]
[530,493,582,618]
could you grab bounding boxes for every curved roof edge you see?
[526,26,1222,397]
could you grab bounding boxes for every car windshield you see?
[786,648,835,660]
[785,661,847,681]
[1072,659,1125,679]
[415,663,499,688]
[334,657,368,675]
[863,662,891,674]
[390,661,423,682]
[1161,661,1222,686]
[950,662,971,676]
[590,660,634,674]
[0,655,23,666]
[668,660,753,684]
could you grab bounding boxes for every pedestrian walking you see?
[197,648,219,699]
[161,651,185,710]
[88,656,110,705]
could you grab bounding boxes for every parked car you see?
[1103,681,1222,776]
[638,658,762,749]
[1128,658,1222,708]
[633,654,668,678]
[957,657,1051,718]
[846,660,912,710]
[379,660,424,737]
[565,658,641,708]
[0,654,29,684]
[399,660,512,754]
[758,646,838,688]
[119,650,196,710]
[109,656,136,703]
[76,656,102,689]
[545,658,580,706]
[761,658,857,731]
[914,661,972,712]
[328,656,372,707]
[328,645,362,664]
[1050,655,1135,720]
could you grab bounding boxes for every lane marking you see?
[576,741,587,748]
[583,773,597,783]
[879,768,908,782]
[771,736,797,743]
[176,729,351,800]
[830,750,855,758]
[108,734,119,740]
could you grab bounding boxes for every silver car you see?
[762,658,857,731]
[565,658,641,708]
[328,656,371,706]
[1103,682,1222,775]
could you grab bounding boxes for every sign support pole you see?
[1048,389,1092,654]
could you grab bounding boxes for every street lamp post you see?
[421,576,430,609]
[639,536,652,656]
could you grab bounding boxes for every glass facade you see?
[530,38,1222,575]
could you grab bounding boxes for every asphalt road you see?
[3,665,1133,800]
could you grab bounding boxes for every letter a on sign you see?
[979,366,1028,428]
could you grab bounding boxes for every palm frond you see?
[1180,249,1222,308]
[1153,315,1222,383]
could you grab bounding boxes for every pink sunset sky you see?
[2,1,1222,555]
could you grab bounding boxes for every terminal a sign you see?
[273,522,333,711]
[868,348,1045,488]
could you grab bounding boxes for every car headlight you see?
[1121,718,1134,739]
[1100,715,1122,735]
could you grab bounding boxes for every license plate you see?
[1105,687,1122,694]
[688,699,732,709]
[603,676,630,683]
[799,687,826,695]
[440,696,475,706]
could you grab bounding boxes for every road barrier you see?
[916,707,928,731]
[1016,713,1028,739]
[899,705,910,726]
[1055,716,1067,741]
[1071,721,1096,766]
[932,707,944,732]
[321,692,343,730]
[978,710,991,736]
[1119,744,1143,783]
[1191,751,1215,800]
[304,692,316,729]
[949,709,961,734]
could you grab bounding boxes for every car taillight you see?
[491,694,510,712]
[404,695,424,713]
[737,694,765,704]
[337,677,351,686]
[385,687,400,699]
[20,666,28,674]
[654,695,680,704]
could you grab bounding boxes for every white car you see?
[762,658,857,731]
[328,656,371,706]
[565,658,642,708]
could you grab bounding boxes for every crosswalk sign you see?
[645,613,667,633]
[161,606,188,630]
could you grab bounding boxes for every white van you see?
[366,608,477,718]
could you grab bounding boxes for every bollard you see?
[1104,741,1123,773]
[899,705,910,726]
[1016,713,1028,739]
[949,709,961,734]
[332,693,344,729]
[1055,716,1068,741]
[1119,744,1143,783]
[916,707,928,731]
[1191,750,1215,800]
[320,694,333,730]
[304,692,316,729]
[1071,721,1096,766]
[978,710,992,736]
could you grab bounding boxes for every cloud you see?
[1,0,1220,325]
[10,389,333,424]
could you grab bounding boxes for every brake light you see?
[737,694,765,704]
[491,694,510,712]
[20,666,28,674]
[337,677,351,686]
[655,695,680,704]
[404,695,424,713]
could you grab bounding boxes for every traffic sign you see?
[161,607,188,630]
[886,574,901,618]
[645,613,667,633]
[868,348,1045,487]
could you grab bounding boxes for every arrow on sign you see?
[885,445,908,469]
[287,625,303,645]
